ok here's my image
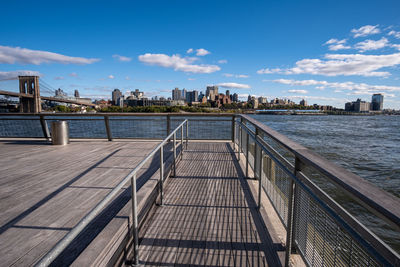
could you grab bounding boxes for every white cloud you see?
[54,76,64,80]
[324,39,351,51]
[216,82,250,89]
[388,30,400,39]
[112,54,132,62]
[125,76,131,80]
[138,53,220,74]
[285,95,347,102]
[0,45,99,65]
[0,70,41,80]
[354,37,389,52]
[69,72,78,77]
[329,44,352,51]
[187,48,194,54]
[325,39,342,45]
[188,78,196,81]
[258,53,400,77]
[391,44,400,51]
[272,78,400,96]
[108,75,115,79]
[257,68,282,74]
[272,79,327,86]
[218,59,228,64]
[351,25,380,38]
[288,89,308,94]
[196,48,210,56]
[222,73,249,78]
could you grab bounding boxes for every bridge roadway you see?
[0,139,285,266]
[0,90,96,106]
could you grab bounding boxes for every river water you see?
[251,114,400,199]
[252,114,400,252]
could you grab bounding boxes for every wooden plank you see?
[137,142,270,266]
[0,139,159,266]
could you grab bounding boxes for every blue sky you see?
[1,0,400,109]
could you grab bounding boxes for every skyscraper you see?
[232,93,238,102]
[371,94,384,111]
[74,90,80,98]
[206,86,218,100]
[172,87,187,100]
[112,89,122,105]
[172,88,179,100]
[300,99,307,106]
[186,90,199,103]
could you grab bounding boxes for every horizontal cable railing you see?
[235,114,400,266]
[0,113,235,140]
[35,119,188,267]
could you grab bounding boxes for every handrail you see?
[35,119,188,267]
[239,114,400,229]
[0,112,236,117]
[237,120,400,265]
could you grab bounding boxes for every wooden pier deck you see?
[0,139,284,267]
[0,139,169,267]
[138,142,282,266]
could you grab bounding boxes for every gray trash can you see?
[51,121,69,145]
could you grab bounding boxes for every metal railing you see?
[0,113,235,140]
[1,113,400,266]
[235,115,400,266]
[35,119,189,267]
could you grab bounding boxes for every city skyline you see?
[1,0,400,109]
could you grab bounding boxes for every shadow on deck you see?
[137,142,284,266]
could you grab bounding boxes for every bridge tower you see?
[19,76,41,113]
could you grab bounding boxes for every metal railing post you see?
[238,119,243,162]
[258,150,263,209]
[186,121,188,149]
[39,115,50,141]
[246,132,249,178]
[166,114,171,139]
[130,173,139,266]
[285,156,300,266]
[254,128,260,179]
[104,115,112,141]
[236,122,240,159]
[231,115,235,143]
[160,145,164,206]
[181,126,184,159]
[173,132,176,177]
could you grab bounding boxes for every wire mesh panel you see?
[46,118,107,138]
[261,155,291,227]
[0,117,43,137]
[171,118,232,140]
[248,137,256,170]
[294,185,380,267]
[110,117,166,139]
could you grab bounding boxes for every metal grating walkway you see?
[138,142,281,266]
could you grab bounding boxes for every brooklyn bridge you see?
[0,76,95,113]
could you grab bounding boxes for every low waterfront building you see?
[345,98,371,112]
[126,98,186,107]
